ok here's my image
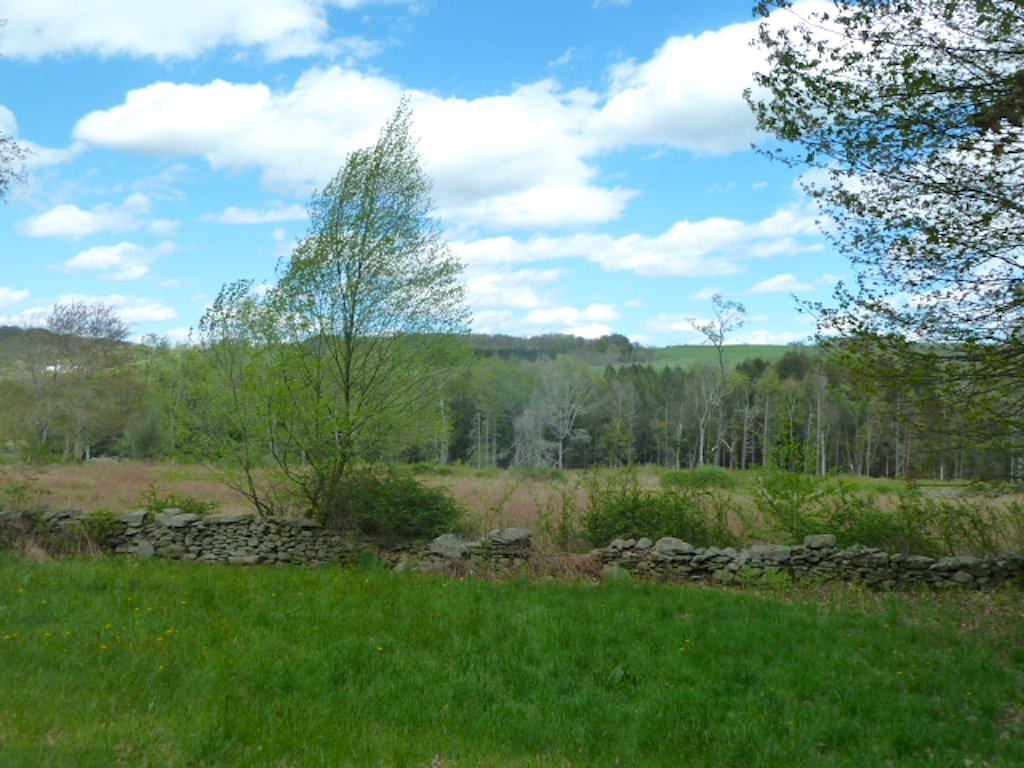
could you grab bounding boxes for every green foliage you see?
[536,475,588,551]
[2,558,1023,766]
[661,465,738,490]
[408,462,456,477]
[582,469,734,547]
[137,484,219,516]
[750,0,1024,453]
[314,466,464,542]
[193,100,470,516]
[753,469,984,555]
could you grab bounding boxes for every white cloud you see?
[51,293,179,325]
[454,205,823,278]
[523,303,619,327]
[733,328,814,345]
[748,273,814,294]
[73,69,402,193]
[469,303,622,339]
[20,194,179,240]
[58,241,177,281]
[592,23,765,154]
[73,70,637,229]
[0,287,30,308]
[691,287,723,301]
[50,2,829,238]
[0,0,404,61]
[466,269,562,310]
[203,203,308,224]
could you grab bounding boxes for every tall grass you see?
[5,461,1024,555]
[2,557,1022,767]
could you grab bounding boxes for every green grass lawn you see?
[1,556,1022,767]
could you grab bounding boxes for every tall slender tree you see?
[199,100,470,517]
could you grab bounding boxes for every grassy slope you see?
[1,557,1021,767]
[648,344,814,369]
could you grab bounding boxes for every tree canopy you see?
[196,100,470,518]
[748,0,1024,449]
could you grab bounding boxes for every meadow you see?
[4,460,1023,556]
[1,556,1022,767]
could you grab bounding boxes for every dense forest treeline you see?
[0,323,1014,482]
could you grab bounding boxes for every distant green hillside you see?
[0,326,54,377]
[647,344,818,369]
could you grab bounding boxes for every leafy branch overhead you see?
[748,0,1024,444]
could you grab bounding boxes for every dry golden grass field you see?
[0,461,589,541]
[3,460,1022,554]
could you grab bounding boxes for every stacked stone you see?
[4,508,1024,586]
[426,528,533,565]
[113,509,364,566]
[594,534,1024,588]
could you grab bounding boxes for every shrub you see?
[137,484,219,516]
[315,466,464,543]
[754,468,942,555]
[582,469,734,547]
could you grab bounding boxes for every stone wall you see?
[3,508,1024,588]
[594,534,1024,589]
[0,509,535,568]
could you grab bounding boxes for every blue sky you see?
[0,0,841,347]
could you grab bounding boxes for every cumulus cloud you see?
[58,241,177,281]
[0,287,30,308]
[591,21,766,154]
[73,69,402,193]
[466,269,562,310]
[20,194,179,240]
[453,205,821,278]
[73,72,634,229]
[61,2,831,232]
[524,303,619,326]
[0,0,403,61]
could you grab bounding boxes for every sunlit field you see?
[3,461,1024,554]
[1,556,1022,767]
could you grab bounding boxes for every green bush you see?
[582,470,733,547]
[315,466,464,542]
[662,464,738,490]
[754,468,942,555]
[137,484,219,516]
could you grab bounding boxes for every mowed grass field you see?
[648,344,808,369]
[1,556,1023,767]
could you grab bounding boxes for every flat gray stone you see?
[654,537,696,556]
[803,534,837,549]
[156,512,201,527]
[119,509,149,527]
[428,533,477,558]
[131,540,155,559]
[748,544,793,563]
[485,528,532,547]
